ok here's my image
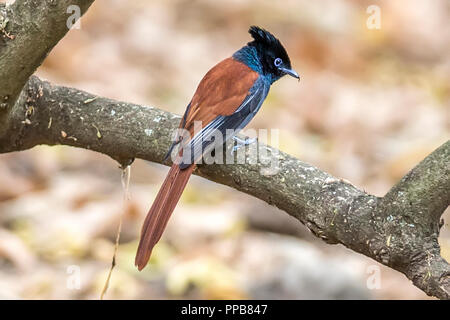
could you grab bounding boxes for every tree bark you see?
[0,0,95,136]
[0,76,449,299]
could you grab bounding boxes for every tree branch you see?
[1,76,448,299]
[0,0,94,134]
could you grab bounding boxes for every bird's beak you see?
[280,67,300,80]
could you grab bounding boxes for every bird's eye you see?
[274,58,283,67]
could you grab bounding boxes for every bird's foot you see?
[232,136,257,153]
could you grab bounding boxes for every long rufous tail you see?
[135,163,195,270]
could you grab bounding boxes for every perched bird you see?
[135,26,299,270]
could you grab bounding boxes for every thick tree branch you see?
[1,76,448,299]
[0,0,94,134]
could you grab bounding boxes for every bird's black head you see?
[247,26,299,81]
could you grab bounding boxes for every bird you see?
[135,26,299,270]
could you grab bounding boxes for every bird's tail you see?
[135,163,194,270]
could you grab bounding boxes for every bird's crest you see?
[248,26,281,48]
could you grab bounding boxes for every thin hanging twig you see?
[100,165,131,300]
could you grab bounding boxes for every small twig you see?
[100,165,131,300]
[83,96,98,104]
[92,124,102,139]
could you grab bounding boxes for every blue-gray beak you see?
[280,67,300,80]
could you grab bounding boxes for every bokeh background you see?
[0,0,449,299]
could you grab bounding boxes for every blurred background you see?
[0,0,449,299]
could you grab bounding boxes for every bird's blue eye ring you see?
[274,58,283,67]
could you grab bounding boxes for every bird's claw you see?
[232,136,257,153]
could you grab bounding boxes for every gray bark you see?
[0,76,449,299]
[0,0,94,136]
